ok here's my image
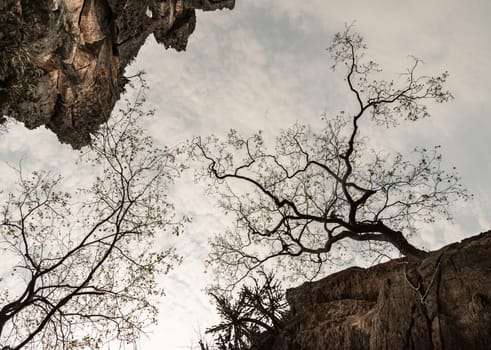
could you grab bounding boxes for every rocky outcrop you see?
[0,0,234,148]
[266,231,491,350]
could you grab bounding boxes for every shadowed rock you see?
[261,231,491,350]
[0,0,234,148]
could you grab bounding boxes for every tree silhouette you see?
[0,89,183,349]
[206,270,287,350]
[193,28,470,287]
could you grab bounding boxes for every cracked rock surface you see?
[265,231,491,350]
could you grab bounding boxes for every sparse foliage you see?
[0,90,184,349]
[192,28,470,287]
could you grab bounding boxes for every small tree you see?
[206,271,287,350]
[193,28,469,286]
[0,90,183,349]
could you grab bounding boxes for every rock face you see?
[0,0,234,148]
[267,231,491,350]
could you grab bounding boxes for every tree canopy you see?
[193,28,470,288]
[0,90,183,349]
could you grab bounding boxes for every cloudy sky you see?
[1,0,491,348]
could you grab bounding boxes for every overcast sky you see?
[1,0,491,349]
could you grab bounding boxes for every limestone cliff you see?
[262,231,491,350]
[0,0,234,148]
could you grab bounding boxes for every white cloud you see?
[1,1,491,348]
[130,2,491,347]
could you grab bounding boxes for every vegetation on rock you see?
[199,28,473,349]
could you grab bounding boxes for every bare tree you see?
[192,28,470,287]
[0,90,183,349]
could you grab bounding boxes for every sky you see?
[1,0,491,349]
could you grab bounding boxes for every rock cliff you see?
[0,0,234,148]
[264,231,491,350]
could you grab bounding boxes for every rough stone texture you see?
[267,231,491,350]
[0,0,234,148]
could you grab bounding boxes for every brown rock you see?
[0,0,235,148]
[268,231,491,350]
